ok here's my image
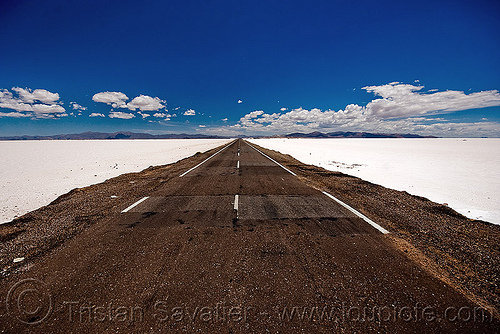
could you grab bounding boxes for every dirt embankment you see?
[250,143,500,318]
[1,140,499,318]
[0,147,225,274]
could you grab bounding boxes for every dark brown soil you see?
[0,150,214,273]
[250,143,500,318]
[1,139,499,324]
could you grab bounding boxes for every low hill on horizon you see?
[0,131,228,140]
[0,130,437,140]
[278,131,437,138]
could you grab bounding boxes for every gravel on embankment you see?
[0,148,217,273]
[1,141,499,318]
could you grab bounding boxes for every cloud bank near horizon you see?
[1,83,500,137]
[216,83,500,137]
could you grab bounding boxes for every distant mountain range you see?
[0,131,228,140]
[0,130,437,140]
[279,131,437,138]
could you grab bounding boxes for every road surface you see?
[1,139,497,333]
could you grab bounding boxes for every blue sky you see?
[0,0,499,137]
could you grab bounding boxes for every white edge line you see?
[121,196,150,213]
[234,194,239,211]
[179,140,235,177]
[322,191,389,234]
[245,141,297,176]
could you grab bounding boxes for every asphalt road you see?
[1,139,498,333]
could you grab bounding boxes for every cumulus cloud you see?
[361,82,500,119]
[70,102,87,111]
[92,91,167,112]
[280,107,287,111]
[89,113,105,117]
[183,109,196,116]
[199,125,206,128]
[31,104,66,114]
[92,91,129,108]
[11,87,60,104]
[227,82,500,137]
[0,87,66,118]
[238,100,243,104]
[127,95,166,111]
[0,111,31,118]
[108,111,135,119]
[153,113,171,119]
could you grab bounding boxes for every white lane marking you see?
[238,152,240,156]
[179,140,235,177]
[245,141,297,176]
[322,191,389,234]
[234,194,239,211]
[237,161,240,169]
[121,196,150,213]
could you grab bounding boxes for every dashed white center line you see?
[237,161,240,169]
[234,194,239,211]
[121,196,149,213]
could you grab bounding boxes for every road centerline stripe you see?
[237,160,240,169]
[179,140,235,177]
[121,196,150,213]
[234,194,239,211]
[245,141,297,176]
[322,191,389,234]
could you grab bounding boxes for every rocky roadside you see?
[1,140,498,320]
[0,146,224,275]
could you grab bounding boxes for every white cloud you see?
[93,91,166,112]
[238,100,243,104]
[153,113,171,119]
[31,104,66,115]
[199,125,206,128]
[138,112,151,119]
[362,82,500,119]
[0,111,31,118]
[0,87,66,118]
[222,118,228,122]
[108,111,135,119]
[127,95,166,111]
[183,109,196,116]
[225,82,500,137]
[89,113,105,117]
[70,102,87,111]
[11,87,60,104]
[280,107,287,111]
[239,110,264,127]
[92,91,129,108]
